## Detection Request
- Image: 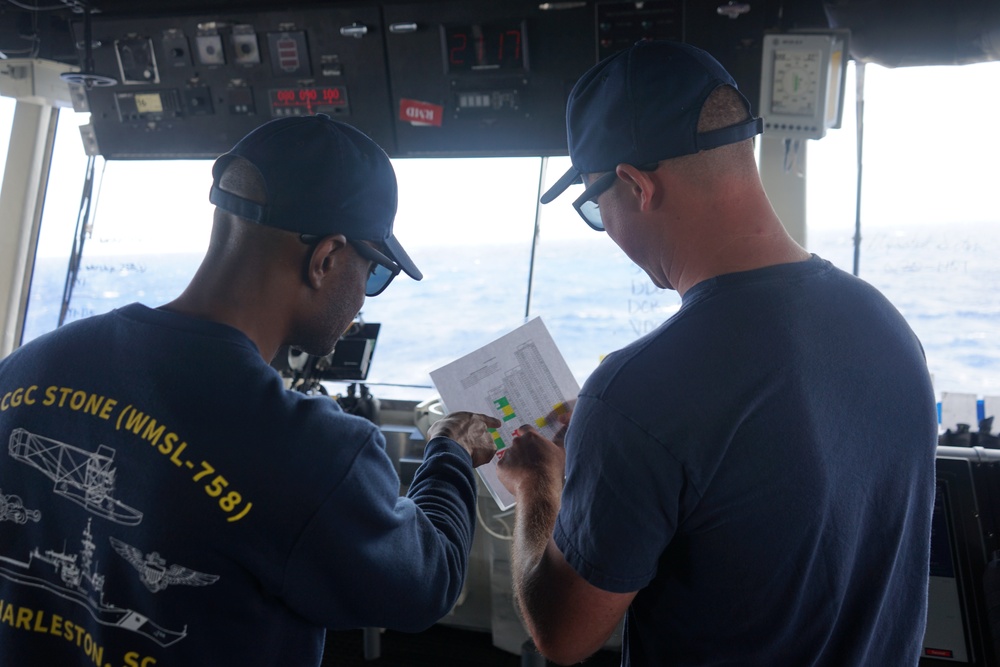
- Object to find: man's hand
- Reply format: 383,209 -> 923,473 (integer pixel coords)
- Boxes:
496,424 -> 566,499
427,411 -> 502,468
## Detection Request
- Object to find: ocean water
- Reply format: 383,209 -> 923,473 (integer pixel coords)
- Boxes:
21,220 -> 1000,405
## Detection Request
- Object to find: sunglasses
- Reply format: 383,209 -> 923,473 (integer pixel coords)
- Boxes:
571,162 -> 659,231
300,235 -> 401,297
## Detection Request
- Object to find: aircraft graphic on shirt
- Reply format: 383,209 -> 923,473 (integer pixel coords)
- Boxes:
109,537 -> 219,593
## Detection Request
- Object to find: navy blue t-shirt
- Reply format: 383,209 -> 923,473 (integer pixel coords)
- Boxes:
0,304 -> 477,666
554,256 -> 937,666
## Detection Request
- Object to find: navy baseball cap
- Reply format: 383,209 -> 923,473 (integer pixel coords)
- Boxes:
209,114 -> 421,281
541,40 -> 763,204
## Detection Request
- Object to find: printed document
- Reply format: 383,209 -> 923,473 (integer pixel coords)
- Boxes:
430,317 -> 579,510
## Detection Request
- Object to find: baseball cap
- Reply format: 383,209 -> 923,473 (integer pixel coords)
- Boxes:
209,114 -> 421,281
541,40 -> 763,204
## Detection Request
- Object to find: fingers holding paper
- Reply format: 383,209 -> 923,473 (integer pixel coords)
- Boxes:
496,424 -> 566,498
428,411 -> 503,468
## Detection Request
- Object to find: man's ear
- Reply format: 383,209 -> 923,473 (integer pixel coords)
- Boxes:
615,164 -> 661,212
305,234 -> 348,289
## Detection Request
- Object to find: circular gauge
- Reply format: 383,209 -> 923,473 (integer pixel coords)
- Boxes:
770,49 -> 821,117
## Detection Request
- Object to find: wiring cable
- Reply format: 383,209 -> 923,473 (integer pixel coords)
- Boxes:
475,499 -> 514,541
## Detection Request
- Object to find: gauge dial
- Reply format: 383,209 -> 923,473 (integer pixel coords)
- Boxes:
770,49 -> 822,117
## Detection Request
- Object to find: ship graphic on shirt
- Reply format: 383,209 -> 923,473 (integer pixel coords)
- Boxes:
0,519 -> 187,647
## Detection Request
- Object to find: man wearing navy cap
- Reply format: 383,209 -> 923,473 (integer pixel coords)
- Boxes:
497,41 -> 937,665
0,114 -> 499,666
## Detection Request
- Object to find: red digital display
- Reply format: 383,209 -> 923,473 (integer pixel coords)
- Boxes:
443,21 -> 527,73
268,86 -> 348,116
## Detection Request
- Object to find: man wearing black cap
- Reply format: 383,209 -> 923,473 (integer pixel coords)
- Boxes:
497,41 -> 937,665
0,114 -> 499,666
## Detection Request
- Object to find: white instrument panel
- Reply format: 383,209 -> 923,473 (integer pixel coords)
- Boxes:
759,32 -> 848,140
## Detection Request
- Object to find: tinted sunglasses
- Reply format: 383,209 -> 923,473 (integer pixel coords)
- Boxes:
571,162 -> 659,231
300,235 -> 401,297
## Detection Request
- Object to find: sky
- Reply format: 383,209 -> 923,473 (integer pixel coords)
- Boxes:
806,61 -> 1000,230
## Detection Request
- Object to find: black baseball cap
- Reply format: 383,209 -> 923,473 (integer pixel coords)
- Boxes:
541,40 -> 763,204
210,114 -> 422,281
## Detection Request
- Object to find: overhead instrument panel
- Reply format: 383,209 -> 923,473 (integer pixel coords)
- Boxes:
55,1 -> 812,159
72,6 -> 393,159
68,2 -> 597,159
383,1 -> 593,157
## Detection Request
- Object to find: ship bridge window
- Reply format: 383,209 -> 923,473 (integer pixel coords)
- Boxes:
0,97 -> 13,187
7,59 -> 1000,405
803,61 -> 1000,401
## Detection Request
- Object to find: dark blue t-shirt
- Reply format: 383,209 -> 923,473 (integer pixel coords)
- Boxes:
554,256 -> 937,666
0,304 -> 477,666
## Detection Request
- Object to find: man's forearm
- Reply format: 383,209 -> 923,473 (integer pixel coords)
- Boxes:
500,429 -> 629,665
510,476 -> 563,639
